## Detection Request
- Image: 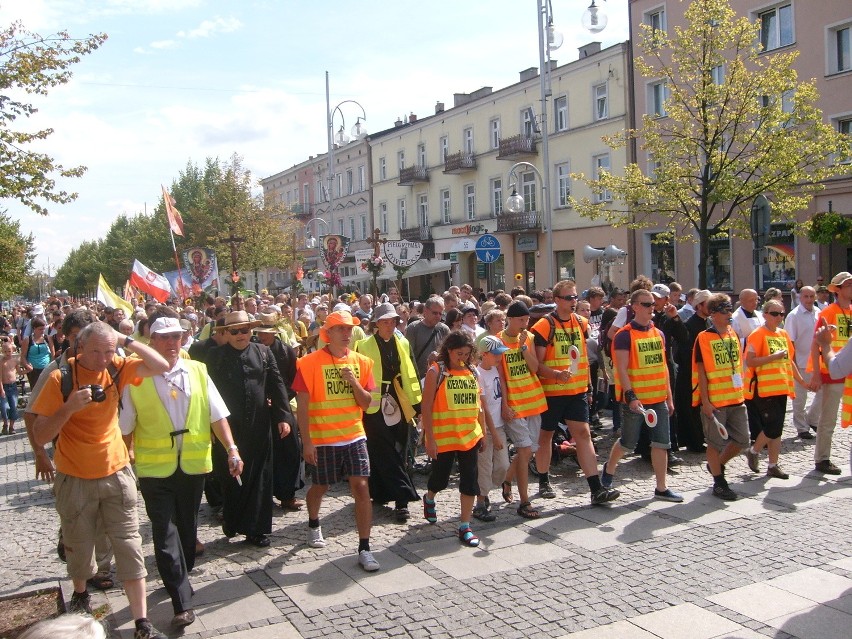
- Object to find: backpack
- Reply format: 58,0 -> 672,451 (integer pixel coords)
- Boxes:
58,360 -> 121,404
598,306 -> 634,360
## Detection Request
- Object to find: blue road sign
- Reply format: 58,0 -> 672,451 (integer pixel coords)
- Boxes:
475,234 -> 501,263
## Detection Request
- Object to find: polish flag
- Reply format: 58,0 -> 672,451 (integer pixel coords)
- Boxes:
130,259 -> 172,302
162,185 -> 185,237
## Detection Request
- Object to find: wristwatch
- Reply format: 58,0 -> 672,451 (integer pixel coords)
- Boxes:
124,336 -> 135,348
520,344 -> 528,352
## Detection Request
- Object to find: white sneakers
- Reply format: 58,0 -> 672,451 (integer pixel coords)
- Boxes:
307,527 -> 326,548
358,550 -> 380,572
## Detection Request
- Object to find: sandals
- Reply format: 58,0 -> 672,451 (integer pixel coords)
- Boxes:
87,571 -> 114,590
423,495 -> 437,524
458,526 -> 480,547
501,481 -> 514,503
516,502 -> 540,519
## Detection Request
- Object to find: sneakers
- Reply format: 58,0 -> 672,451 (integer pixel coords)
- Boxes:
815,460 -> 841,475
654,488 -> 684,503
539,482 -> 556,499
766,465 -> 790,480
668,452 -> 684,466
358,549 -> 380,572
472,501 -> 497,522
600,466 -> 614,489
134,620 -> 167,639
798,431 -> 815,440
712,482 -> 738,501
307,526 -> 326,548
745,448 -> 760,473
591,487 -> 620,505
68,590 -> 92,615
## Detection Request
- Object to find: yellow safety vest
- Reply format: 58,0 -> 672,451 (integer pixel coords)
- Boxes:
129,361 -> 212,478
355,335 -> 422,414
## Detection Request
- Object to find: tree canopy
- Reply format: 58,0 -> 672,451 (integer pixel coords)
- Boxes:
0,21 -> 107,215
571,0 -> 850,288
0,210 -> 35,298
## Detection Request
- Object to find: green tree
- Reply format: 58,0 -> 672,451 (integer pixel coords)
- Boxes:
0,21 -> 107,215
53,240 -> 101,295
571,0 -> 850,288
0,211 -> 35,298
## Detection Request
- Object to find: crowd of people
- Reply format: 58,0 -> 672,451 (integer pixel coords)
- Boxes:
1,271 -> 850,637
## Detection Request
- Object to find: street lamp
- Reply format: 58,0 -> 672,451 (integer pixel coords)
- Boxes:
305,216 -> 330,292
506,161 -> 553,282
582,0 -> 608,34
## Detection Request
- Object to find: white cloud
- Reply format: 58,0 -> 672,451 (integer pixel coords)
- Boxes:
150,39 -> 178,50
177,16 -> 243,39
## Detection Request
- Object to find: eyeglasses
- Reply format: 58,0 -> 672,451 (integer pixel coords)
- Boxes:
636,301 -> 655,308
765,311 -> 784,317
228,327 -> 251,335
556,294 -> 578,301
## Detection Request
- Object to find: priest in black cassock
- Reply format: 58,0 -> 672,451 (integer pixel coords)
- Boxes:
206,311 -> 290,547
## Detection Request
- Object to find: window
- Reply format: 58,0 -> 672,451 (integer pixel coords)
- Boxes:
337,218 -> 344,236
490,118 -> 501,149
465,184 -> 476,221
358,165 -> 365,192
647,232 -> 675,284
593,153 -> 612,202
521,172 -> 536,212
417,143 -> 426,167
346,169 -> 353,195
829,24 -> 851,74
556,250 -> 575,281
440,188 -> 451,224
303,183 -> 309,206
522,108 -> 534,137
758,4 -> 793,51
463,127 -> 474,154
554,95 -> 568,132
761,89 -> 795,125
359,214 -> 367,240
398,198 -> 407,229
418,194 -> 428,227
379,157 -> 387,181
336,173 -> 343,198
349,216 -> 355,240
594,83 -> 608,120
706,231 -> 731,290
837,118 -> 852,163
649,81 -> 668,117
315,180 -> 324,204
379,202 -> 388,233
710,65 -> 725,85
440,136 -> 449,163
556,163 -> 571,207
397,150 -> 405,171
491,178 -> 503,216
645,7 -> 666,33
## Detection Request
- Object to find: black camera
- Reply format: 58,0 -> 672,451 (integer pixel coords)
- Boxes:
80,384 -> 107,403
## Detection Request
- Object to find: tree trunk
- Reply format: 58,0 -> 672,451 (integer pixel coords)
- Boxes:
697,225 -> 709,290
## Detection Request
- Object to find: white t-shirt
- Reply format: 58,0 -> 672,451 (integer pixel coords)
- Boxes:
476,364 -> 504,429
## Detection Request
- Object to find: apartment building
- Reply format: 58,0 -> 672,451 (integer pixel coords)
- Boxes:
629,0 -> 852,292
370,41 -> 632,297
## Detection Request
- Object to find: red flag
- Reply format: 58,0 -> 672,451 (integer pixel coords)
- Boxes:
130,259 -> 172,303
162,185 -> 185,236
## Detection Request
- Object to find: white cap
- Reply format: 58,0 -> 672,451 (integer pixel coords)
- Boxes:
149,317 -> 184,335
650,284 -> 671,299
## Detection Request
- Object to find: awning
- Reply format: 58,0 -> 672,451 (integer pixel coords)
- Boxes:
381,259 -> 452,280
341,274 -> 370,286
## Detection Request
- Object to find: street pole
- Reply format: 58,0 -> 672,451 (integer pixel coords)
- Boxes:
537,0 -> 555,286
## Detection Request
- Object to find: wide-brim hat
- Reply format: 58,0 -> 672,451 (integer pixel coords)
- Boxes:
372,302 -> 399,323
214,310 -> 261,331
828,271 -> 852,293
254,310 -> 281,334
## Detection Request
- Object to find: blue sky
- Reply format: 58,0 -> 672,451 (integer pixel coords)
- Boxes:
1,0 -> 629,272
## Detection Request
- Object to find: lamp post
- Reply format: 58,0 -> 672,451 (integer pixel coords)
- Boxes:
305,216 -> 330,293
505,161 -> 554,285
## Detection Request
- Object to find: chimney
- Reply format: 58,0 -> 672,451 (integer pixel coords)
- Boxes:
519,67 -> 538,82
408,112 -> 417,123
435,101 -> 445,114
579,42 -> 601,58
453,92 -> 472,107
394,117 -> 404,128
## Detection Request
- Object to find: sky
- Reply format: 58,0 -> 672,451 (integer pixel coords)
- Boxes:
1,0 -> 629,275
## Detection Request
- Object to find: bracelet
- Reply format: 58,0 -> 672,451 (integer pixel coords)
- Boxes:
227,445 -> 238,452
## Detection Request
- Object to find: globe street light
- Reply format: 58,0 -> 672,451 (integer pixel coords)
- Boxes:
582,0 -> 609,34
505,161 -> 554,283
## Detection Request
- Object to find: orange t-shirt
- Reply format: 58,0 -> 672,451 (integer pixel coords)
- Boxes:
31,355 -> 144,479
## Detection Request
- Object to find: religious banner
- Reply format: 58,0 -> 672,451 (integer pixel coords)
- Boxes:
163,269 -> 194,296
353,249 -> 374,273
384,240 -> 423,269
183,247 -> 219,291
320,235 -> 350,269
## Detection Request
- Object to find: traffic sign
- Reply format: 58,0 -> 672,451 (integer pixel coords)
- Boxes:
475,234 -> 501,263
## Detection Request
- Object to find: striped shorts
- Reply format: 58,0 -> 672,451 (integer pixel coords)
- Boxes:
310,438 -> 371,485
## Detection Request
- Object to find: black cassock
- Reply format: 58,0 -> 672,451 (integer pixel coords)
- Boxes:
207,342 -> 289,538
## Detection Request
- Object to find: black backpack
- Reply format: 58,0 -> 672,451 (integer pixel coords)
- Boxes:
58,360 -> 121,404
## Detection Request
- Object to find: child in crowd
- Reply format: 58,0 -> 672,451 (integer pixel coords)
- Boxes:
1,338 -> 20,434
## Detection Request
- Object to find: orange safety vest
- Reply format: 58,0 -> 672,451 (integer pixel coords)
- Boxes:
296,348 -> 372,445
744,326 -> 795,400
531,313 -> 590,397
842,378 -> 852,429
429,362 -> 483,454
614,323 -> 669,405
497,331 -> 547,417
692,326 -> 744,408
807,303 -> 852,381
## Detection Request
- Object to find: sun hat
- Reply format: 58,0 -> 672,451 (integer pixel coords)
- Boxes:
320,310 -> 361,343
213,310 -> 261,331
828,272 -> 852,293
372,302 -> 399,323
692,290 -> 712,307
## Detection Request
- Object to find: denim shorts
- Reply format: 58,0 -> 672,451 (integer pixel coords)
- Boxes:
618,401 -> 670,451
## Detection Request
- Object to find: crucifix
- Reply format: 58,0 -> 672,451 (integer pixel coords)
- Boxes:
366,228 -> 386,258
220,228 -> 245,300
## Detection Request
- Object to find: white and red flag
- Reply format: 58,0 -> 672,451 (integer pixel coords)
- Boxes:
130,259 -> 172,302
162,185 -> 185,236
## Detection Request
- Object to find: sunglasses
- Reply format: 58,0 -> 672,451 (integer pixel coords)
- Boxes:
765,311 -> 784,317
713,306 -> 733,314
636,301 -> 655,308
228,327 -> 251,335
557,294 -> 579,301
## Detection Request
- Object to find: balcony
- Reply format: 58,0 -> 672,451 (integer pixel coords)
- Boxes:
289,203 -> 304,215
497,210 -> 541,232
400,226 -> 432,241
443,151 -> 477,174
398,165 -> 429,186
497,134 -> 537,159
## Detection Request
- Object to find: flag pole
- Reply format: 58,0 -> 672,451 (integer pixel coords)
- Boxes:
169,227 -> 187,301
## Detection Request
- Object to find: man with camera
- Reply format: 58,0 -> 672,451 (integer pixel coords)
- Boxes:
31,321 -> 171,639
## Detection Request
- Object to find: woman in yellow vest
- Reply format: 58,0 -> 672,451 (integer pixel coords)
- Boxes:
743,299 -> 805,479
354,303 -> 422,523
421,330 -> 487,547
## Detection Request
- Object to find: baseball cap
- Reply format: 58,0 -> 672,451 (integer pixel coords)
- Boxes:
651,284 -> 671,299
150,317 -> 185,335
477,335 -> 510,355
692,289 -> 712,307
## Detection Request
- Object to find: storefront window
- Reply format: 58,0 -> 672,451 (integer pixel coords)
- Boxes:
524,252 -> 536,292
556,250 -> 575,283
706,231 -> 731,290
761,223 -> 796,291
489,255 -> 505,292
648,232 -> 675,284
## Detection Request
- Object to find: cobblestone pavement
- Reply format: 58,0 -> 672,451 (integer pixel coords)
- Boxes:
1,404 -> 851,639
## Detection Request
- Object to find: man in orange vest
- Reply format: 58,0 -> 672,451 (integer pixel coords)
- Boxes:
808,271 -> 852,475
693,294 -> 749,501
293,310 -> 379,571
600,290 -> 682,502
